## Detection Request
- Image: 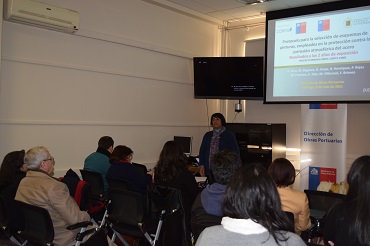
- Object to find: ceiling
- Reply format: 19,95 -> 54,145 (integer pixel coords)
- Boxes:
146,0 -> 343,24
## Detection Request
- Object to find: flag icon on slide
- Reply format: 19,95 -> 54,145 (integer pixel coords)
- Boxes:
318,19 -> 330,31
309,104 -> 338,109
296,22 -> 306,34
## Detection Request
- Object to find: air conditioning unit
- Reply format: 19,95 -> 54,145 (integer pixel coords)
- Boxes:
3,0 -> 80,34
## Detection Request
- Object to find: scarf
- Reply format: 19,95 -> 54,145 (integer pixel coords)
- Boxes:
96,147 -> 111,158
209,126 -> 225,168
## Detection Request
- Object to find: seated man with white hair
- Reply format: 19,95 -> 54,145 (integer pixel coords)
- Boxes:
15,146 -> 91,246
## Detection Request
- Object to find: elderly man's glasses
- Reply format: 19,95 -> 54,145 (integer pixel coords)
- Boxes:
43,157 -> 54,162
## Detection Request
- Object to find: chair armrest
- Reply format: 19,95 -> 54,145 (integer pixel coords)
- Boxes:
66,221 -> 93,230
75,228 -> 98,242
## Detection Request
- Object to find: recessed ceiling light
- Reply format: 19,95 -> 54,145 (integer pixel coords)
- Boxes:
237,0 -> 269,5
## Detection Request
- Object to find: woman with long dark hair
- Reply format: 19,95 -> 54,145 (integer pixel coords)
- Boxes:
0,150 -> 27,195
154,141 -> 200,227
324,155 -> 370,246
0,150 -> 27,233
196,164 -> 305,246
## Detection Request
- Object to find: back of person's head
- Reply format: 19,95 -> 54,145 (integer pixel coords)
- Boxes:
110,145 -> 133,163
0,150 -> 26,187
98,136 -> 114,150
25,146 -> 49,170
268,158 -> 296,187
347,155 -> 370,198
155,141 -> 187,182
210,149 -> 241,185
210,113 -> 226,127
222,164 -> 293,243
345,155 -> 370,244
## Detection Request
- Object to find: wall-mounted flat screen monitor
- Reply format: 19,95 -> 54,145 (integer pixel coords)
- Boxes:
265,1 -> 370,103
193,57 -> 264,100
174,136 -> 192,156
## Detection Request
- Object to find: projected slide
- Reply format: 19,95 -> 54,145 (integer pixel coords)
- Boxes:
265,3 -> 370,103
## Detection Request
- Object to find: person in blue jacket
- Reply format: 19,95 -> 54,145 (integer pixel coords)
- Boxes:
199,113 -> 239,179
84,136 -> 114,192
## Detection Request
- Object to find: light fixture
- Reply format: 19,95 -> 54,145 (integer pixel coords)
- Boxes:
237,0 -> 270,5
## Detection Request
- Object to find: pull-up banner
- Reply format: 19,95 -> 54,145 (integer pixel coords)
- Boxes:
300,104 -> 347,190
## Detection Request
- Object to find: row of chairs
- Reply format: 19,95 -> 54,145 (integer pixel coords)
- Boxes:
80,169 -> 190,246
0,193 -> 109,246
80,168 -> 346,246
1,167 -> 345,246
0,167 -> 188,246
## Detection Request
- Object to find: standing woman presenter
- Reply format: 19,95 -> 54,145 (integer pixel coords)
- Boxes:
199,113 -> 239,180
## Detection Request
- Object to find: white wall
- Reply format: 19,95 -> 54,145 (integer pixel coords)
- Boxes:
0,0 -> 223,175
2,1 -> 369,178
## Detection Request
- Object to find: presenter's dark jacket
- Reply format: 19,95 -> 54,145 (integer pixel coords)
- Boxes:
199,129 -> 240,175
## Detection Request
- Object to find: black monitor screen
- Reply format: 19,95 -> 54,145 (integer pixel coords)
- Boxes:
174,136 -> 192,155
194,57 -> 264,100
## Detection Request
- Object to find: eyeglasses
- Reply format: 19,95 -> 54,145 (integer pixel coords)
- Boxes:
43,157 -> 54,162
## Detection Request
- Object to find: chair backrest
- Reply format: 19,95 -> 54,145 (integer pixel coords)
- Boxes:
190,213 -> 222,243
106,177 -> 129,191
304,190 -> 345,212
146,184 -> 183,217
284,211 -> 295,230
14,200 -> 54,245
147,184 -> 192,246
107,188 -> 145,226
132,163 -> 148,175
60,170 -> 92,211
80,169 -> 105,199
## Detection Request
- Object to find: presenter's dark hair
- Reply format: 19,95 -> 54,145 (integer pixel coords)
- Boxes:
222,164 -> 293,244
210,149 -> 241,185
98,136 -> 114,150
268,158 -> 296,187
155,141 -> 187,182
345,155 -> 370,245
210,113 -> 226,127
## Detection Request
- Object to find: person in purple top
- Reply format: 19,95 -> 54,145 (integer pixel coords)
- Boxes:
191,150 -> 242,242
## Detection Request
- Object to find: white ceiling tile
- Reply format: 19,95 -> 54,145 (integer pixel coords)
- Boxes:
150,0 -> 344,22
167,0 -> 215,13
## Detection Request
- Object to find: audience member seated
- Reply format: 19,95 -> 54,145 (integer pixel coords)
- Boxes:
268,158 -> 311,235
106,145 -> 152,195
15,146 -> 91,246
324,155 -> 370,246
191,150 -> 241,241
154,141 -> 200,232
196,164 -> 306,246
84,136 -> 114,192
0,150 -> 27,233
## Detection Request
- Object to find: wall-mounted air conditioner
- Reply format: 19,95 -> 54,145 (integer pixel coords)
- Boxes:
3,0 -> 80,34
